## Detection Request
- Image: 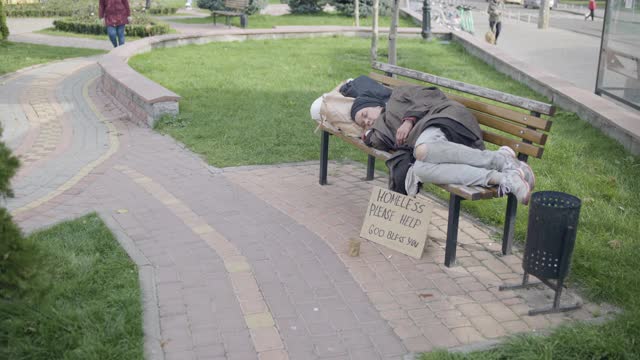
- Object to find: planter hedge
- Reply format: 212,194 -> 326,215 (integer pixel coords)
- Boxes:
53,18 -> 171,37
4,4 -> 74,18
5,4 -> 177,18
148,7 -> 179,15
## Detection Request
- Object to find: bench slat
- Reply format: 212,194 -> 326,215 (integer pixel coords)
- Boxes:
372,62 -> 556,116
212,10 -> 243,15
440,184 -> 497,200
482,131 -> 544,158
225,0 -> 249,9
368,72 -> 552,131
474,112 -> 547,145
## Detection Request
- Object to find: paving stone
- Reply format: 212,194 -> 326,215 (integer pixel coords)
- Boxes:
420,322 -> 460,348
468,315 -> 507,338
501,320 -> 531,334
481,302 -> 520,322
451,327 -> 485,345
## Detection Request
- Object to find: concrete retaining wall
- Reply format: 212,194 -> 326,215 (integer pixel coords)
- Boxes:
451,31 -> 640,155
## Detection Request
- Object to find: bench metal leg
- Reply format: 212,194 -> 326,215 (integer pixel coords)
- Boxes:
319,130 -> 329,185
445,194 -> 462,267
501,194 -> 518,255
366,155 -> 375,180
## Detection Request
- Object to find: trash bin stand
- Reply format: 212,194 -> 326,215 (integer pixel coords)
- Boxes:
499,273 -> 582,315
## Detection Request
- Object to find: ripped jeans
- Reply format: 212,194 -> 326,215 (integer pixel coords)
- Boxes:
410,127 -> 506,186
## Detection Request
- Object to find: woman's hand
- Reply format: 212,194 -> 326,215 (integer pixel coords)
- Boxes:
396,120 -> 413,145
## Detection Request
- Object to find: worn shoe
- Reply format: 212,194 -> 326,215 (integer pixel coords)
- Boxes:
405,165 -> 420,196
497,146 -> 536,190
498,170 -> 531,205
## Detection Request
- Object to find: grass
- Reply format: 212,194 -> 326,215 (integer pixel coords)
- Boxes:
35,27 -> 144,41
171,12 -> 418,28
0,214 -> 143,359
0,41 -> 105,76
129,36 -> 640,358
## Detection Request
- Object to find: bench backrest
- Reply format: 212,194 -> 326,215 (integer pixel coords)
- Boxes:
370,62 -> 555,160
225,0 -> 249,10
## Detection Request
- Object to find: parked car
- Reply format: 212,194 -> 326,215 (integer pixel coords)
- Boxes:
523,0 -> 555,8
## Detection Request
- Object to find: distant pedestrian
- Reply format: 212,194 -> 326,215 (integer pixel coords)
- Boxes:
585,0 -> 596,21
99,0 -> 131,47
487,0 -> 504,45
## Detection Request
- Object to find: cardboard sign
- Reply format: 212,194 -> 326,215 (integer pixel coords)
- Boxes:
360,186 -> 432,259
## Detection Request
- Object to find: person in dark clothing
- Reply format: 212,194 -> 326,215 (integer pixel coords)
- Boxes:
351,84 -> 535,205
488,0 -> 504,45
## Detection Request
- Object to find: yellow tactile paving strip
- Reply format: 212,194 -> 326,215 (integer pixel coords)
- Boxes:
114,164 -> 289,360
10,76 -> 120,217
16,80 -> 63,165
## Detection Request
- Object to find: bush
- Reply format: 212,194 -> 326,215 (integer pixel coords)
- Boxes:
0,2 -> 9,40
288,0 -> 323,14
53,13 -> 171,37
196,0 -> 267,15
0,127 -> 35,301
147,6 -> 179,14
331,0 -> 392,17
4,3 -> 81,18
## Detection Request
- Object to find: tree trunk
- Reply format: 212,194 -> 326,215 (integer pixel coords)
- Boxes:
371,0 -> 379,63
355,0 -> 360,27
388,0 -> 399,66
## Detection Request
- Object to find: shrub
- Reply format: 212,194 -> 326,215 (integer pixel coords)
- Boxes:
53,13 -> 171,37
331,0 -> 392,17
288,0 -> 323,14
0,2 -> 9,40
196,0 -> 267,15
0,127 -> 35,301
147,7 -> 180,14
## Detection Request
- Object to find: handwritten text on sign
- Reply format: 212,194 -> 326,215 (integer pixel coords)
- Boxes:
360,186 -> 432,259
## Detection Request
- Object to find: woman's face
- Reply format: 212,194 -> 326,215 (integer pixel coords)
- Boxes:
354,106 -> 383,129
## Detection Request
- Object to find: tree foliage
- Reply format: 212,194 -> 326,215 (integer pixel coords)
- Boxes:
0,127 -> 35,300
196,0 -> 268,15
332,0 -> 392,17
0,1 -> 9,41
288,0 -> 323,14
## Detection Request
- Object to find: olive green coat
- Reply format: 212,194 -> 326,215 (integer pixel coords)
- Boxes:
364,85 -> 484,151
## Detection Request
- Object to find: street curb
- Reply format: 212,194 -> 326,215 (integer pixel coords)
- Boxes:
100,212 -> 165,360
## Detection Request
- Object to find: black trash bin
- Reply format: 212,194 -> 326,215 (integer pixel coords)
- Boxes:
500,191 -> 582,316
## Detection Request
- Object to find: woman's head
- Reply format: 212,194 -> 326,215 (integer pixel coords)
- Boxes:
354,106 -> 384,129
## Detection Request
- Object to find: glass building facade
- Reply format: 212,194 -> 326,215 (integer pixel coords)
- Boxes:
596,0 -> 640,110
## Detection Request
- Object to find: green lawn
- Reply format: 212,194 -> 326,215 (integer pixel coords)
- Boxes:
0,42 -> 105,76
129,36 -> 640,358
0,214 -> 143,359
171,12 -> 418,28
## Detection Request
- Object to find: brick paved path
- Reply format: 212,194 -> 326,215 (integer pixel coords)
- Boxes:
1,57 -> 615,359
6,18 -> 112,50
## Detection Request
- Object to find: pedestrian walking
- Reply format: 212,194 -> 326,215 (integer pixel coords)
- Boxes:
99,0 -> 131,47
488,0 -> 504,45
585,0 -> 596,21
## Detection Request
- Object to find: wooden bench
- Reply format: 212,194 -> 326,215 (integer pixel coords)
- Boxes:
318,62 -> 555,267
212,0 -> 249,28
